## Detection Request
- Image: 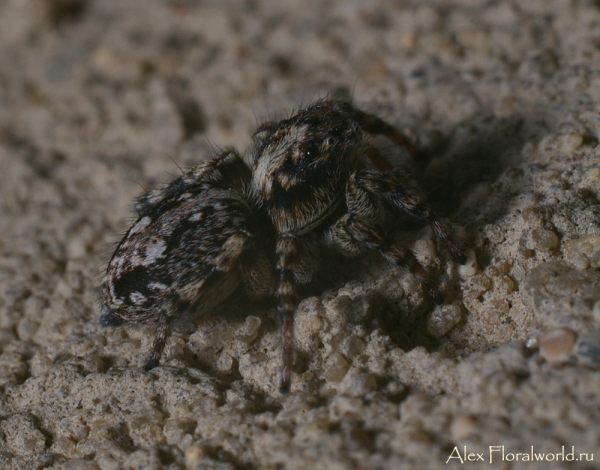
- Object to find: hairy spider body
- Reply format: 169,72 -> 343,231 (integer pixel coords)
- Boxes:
252,99 -> 465,393
101,99 -> 465,394
101,150 -> 273,370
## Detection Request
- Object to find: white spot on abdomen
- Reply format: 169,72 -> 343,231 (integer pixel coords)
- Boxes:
129,216 -> 152,235
142,238 -> 167,266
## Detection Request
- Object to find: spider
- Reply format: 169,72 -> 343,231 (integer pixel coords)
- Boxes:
100,150 -> 274,371
251,99 -> 466,393
100,99 -> 465,394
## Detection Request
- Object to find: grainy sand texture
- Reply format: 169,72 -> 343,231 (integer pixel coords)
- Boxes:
0,1 -> 599,469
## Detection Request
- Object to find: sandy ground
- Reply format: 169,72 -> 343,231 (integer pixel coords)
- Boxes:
0,0 -> 599,469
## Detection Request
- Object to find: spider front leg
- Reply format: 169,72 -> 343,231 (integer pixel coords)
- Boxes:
343,103 -> 419,157
328,213 -> 443,303
356,169 -> 466,264
271,236 -> 320,393
275,235 -> 299,394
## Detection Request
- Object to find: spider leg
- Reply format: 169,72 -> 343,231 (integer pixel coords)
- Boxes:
343,104 -> 419,157
365,147 -> 394,171
275,235 -> 298,394
239,247 -> 275,299
328,213 -> 443,303
355,169 -> 466,264
144,313 -> 171,371
143,230 -> 254,371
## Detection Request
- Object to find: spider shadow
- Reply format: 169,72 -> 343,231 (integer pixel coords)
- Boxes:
416,111 -> 533,219
410,109 -> 556,272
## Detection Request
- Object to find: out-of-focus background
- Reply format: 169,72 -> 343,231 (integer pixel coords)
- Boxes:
0,1 -> 599,468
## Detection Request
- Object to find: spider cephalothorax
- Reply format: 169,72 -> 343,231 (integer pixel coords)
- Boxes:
100,99 -> 465,394
252,99 -> 466,392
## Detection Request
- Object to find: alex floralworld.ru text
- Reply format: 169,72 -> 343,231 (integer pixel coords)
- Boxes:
446,445 -> 594,464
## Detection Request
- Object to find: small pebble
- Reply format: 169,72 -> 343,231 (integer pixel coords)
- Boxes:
163,418 -> 190,446
532,228 -> 559,252
217,353 -> 234,371
563,234 -> 600,256
539,327 -> 577,365
173,403 -> 191,419
413,237 -> 437,263
496,275 -> 516,295
52,436 -> 77,458
349,372 -> 377,395
325,353 -> 349,383
458,249 -> 479,277
185,445 -> 206,463
166,343 -> 184,361
451,415 -> 477,441
521,206 -> 542,224
236,315 -> 261,343
191,396 -> 219,418
341,336 -> 366,357
569,253 -> 590,270
562,133 -> 584,152
427,304 -> 462,338
525,336 -> 538,349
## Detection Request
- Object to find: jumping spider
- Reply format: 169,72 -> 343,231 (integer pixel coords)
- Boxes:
101,98 -> 465,394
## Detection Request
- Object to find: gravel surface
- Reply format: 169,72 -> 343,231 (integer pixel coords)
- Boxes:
0,1 -> 599,469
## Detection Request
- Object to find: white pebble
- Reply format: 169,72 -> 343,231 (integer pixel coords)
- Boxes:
458,249 -> 479,277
